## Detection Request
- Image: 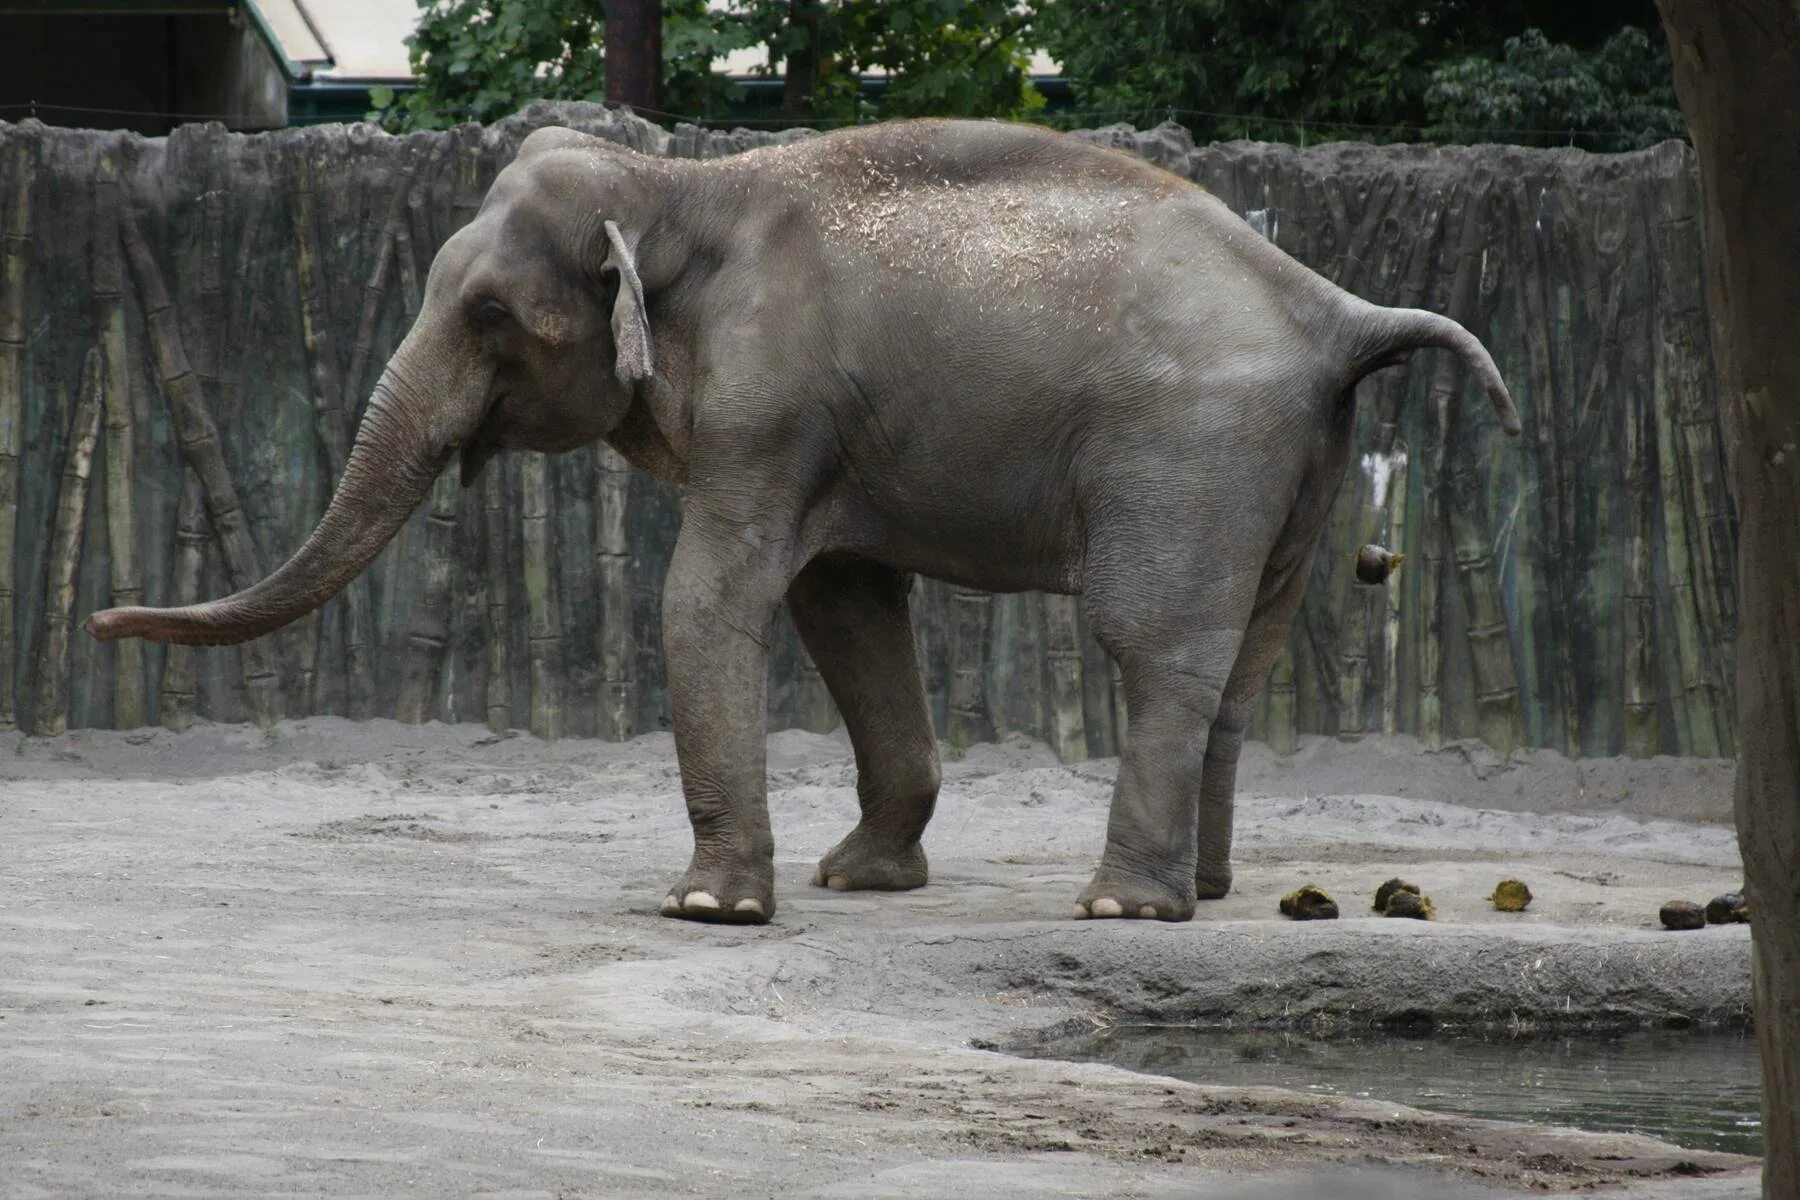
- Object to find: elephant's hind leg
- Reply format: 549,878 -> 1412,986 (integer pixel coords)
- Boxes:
1194,547 -> 1319,900
788,556 -> 940,893
1074,547 -> 1256,921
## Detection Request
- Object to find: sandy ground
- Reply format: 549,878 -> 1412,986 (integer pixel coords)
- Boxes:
0,718 -> 1759,1198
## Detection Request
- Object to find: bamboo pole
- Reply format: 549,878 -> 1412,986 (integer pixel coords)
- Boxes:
395,473 -> 460,723
1650,164 -> 1732,756
1382,445 -> 1410,736
1413,183 -> 1477,750
286,154 -> 325,713
1616,183 -> 1661,759
93,156 -> 145,728
158,472 -> 209,732
223,194 -> 266,420
947,589 -> 992,751
119,192 -> 283,726
793,657 -> 836,732
1509,179 -> 1578,754
1653,338 -> 1721,755
481,467 -> 512,733
1562,186 -> 1633,755
32,350 -> 104,735
521,454 -> 562,739
1436,171 -> 1521,754
1650,360 -> 1704,754
1336,581 -> 1371,741
595,445 -> 635,740
1042,593 -> 1086,762
1263,643 -> 1297,755
344,145 -> 429,401
397,181 -> 425,321
309,146 -> 412,719
0,139 -> 34,731
1621,447 -> 1660,756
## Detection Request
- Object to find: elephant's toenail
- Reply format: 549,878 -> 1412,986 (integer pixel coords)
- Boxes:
733,898 -> 765,916
826,874 -> 851,891
1071,904 -> 1091,919
1138,904 -> 1159,919
683,890 -> 721,912
661,894 -> 682,915
1090,898 -> 1125,918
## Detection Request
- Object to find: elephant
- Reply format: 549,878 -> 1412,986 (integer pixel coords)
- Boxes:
86,118 -> 1520,926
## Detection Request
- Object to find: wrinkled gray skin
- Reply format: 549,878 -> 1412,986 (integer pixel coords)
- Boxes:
88,120 -> 1520,925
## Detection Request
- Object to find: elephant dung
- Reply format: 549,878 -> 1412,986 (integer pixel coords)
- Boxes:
1354,544 -> 1406,585
1704,893 -> 1749,924
1279,885 -> 1339,921
1384,890 -> 1435,921
1373,877 -> 1420,912
1490,879 -> 1533,912
1660,900 -> 1706,930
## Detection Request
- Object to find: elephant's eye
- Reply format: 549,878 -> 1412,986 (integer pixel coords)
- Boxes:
473,300 -> 512,331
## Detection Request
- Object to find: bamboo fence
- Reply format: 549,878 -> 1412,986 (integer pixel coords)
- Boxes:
0,109 -> 1742,759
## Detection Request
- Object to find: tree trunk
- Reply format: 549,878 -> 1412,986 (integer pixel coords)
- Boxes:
1655,5 -> 1800,1196
604,0 -> 662,115
782,0 -> 822,119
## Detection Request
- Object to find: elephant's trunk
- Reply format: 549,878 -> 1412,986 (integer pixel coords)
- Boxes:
86,374 -> 458,647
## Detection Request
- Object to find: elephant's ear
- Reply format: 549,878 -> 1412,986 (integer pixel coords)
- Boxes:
602,219 -> 654,385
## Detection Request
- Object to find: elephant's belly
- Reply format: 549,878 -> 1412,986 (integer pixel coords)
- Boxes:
801,473 -> 1084,596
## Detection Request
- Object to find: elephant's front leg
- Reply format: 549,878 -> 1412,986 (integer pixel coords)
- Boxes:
658,517 -> 792,924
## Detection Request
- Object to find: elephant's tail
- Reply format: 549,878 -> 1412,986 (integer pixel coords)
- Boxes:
1342,305 -> 1522,436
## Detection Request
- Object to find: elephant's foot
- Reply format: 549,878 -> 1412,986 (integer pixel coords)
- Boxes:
1195,863 -> 1233,901
1073,868 -> 1196,922
810,827 -> 929,892
660,857 -> 775,924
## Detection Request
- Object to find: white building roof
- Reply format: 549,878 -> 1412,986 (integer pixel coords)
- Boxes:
251,0 -> 1059,84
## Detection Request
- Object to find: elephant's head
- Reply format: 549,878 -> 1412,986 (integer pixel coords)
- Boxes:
86,127 -> 659,647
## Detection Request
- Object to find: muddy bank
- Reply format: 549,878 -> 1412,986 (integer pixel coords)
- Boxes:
0,720 -> 1757,1196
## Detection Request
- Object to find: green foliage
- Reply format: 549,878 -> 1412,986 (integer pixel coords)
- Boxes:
1032,0 -> 1682,149
736,0 -> 1043,122
1031,0 -> 1443,142
370,0 -> 1682,150
371,0 -> 753,132
374,0 -> 1038,131
1426,27 -> 1685,151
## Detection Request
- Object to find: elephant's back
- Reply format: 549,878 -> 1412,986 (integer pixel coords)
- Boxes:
736,127 -> 1188,314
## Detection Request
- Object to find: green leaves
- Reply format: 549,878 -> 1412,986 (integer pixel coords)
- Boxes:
372,0 -> 1044,131
370,0 -> 608,131
1426,27 -> 1685,151
369,0 -> 1682,150
1032,0 -> 1682,148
